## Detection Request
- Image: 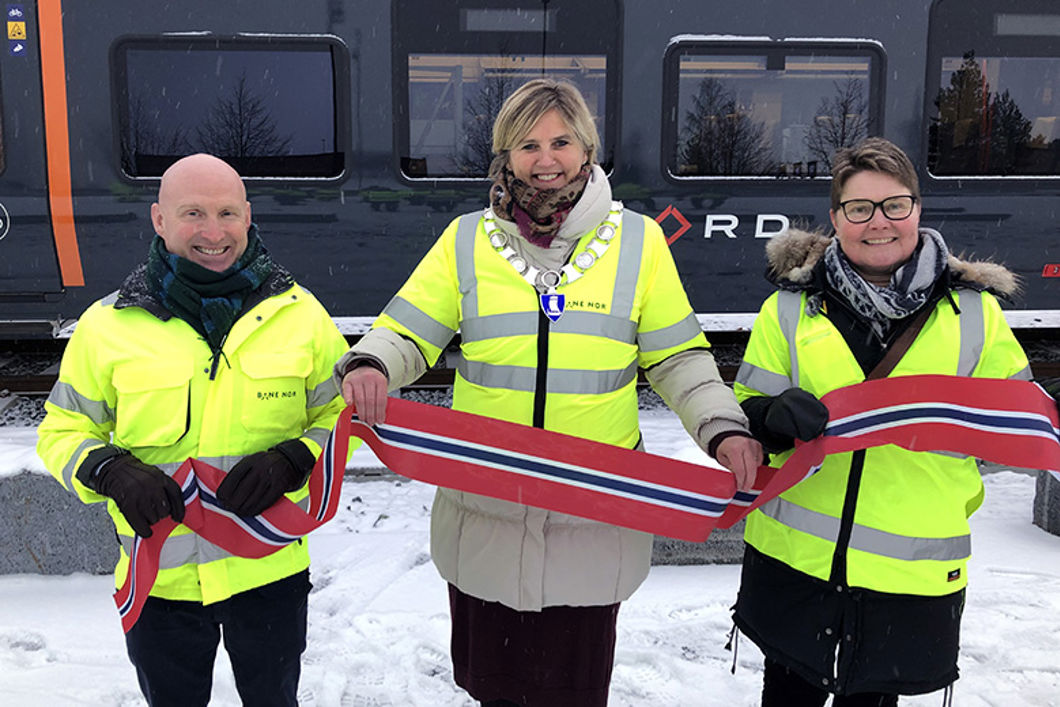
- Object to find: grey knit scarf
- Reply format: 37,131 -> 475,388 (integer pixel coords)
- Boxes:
820,227 -> 949,339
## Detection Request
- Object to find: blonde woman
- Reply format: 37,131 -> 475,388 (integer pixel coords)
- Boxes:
336,79 -> 760,706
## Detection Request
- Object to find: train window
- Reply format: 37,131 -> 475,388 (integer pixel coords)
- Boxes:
393,0 -> 620,181
111,36 -> 350,180
662,41 -> 885,179
926,0 -> 1060,177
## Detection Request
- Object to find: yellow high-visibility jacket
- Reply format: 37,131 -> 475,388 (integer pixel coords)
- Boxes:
370,205 -> 717,609
375,208 -> 705,445
37,266 -> 349,604
735,231 -> 1031,596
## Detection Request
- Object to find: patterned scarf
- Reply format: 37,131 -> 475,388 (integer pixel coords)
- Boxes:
145,225 -> 274,351
489,166 -> 590,247
822,228 -> 950,339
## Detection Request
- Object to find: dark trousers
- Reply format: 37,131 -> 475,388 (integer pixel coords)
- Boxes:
125,570 -> 311,707
763,658 -> 899,707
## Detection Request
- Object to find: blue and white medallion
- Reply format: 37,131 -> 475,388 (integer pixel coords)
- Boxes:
540,292 -> 566,322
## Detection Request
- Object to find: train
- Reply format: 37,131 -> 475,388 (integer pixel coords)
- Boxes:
0,0 -> 1058,348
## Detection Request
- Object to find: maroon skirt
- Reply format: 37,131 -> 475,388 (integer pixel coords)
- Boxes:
448,584 -> 620,707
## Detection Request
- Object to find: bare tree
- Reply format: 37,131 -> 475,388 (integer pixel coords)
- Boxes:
677,77 -> 774,175
196,72 -> 293,158
805,78 -> 869,169
120,93 -> 193,173
457,69 -> 516,176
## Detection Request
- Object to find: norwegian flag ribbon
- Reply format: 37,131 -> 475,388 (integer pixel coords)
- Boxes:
114,374 -> 1060,632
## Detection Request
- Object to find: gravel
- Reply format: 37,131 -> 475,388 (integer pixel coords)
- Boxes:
0,395 -> 46,427
0,351 -> 61,376
0,349 -> 57,427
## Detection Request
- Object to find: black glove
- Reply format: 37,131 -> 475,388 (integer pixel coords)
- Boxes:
744,388 -> 829,454
1038,377 -> 1060,403
76,449 -> 185,538
216,439 -> 315,517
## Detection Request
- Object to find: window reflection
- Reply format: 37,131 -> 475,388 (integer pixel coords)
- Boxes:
929,52 -> 1060,176
116,41 -> 344,179
671,52 -> 875,178
405,54 -> 606,179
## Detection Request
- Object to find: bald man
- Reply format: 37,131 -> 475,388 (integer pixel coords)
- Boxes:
38,154 -> 349,706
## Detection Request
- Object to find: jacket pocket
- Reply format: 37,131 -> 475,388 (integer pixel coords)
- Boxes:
239,351 -> 312,436
112,360 -> 193,447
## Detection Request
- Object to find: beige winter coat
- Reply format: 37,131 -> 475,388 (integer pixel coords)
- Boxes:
335,167 -> 748,610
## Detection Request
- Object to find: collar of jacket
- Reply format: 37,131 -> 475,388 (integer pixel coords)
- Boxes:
764,227 -> 1021,302
112,260 -> 295,321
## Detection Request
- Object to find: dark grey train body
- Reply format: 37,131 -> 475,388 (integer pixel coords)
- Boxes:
1,0 -> 1057,339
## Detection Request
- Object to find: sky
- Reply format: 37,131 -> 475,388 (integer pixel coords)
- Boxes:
2,410 -> 1060,706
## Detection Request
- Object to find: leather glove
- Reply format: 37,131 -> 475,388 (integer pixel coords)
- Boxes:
744,388 -> 830,454
77,449 -> 185,538
1038,377 -> 1060,403
764,387 -> 829,443
216,439 -> 315,517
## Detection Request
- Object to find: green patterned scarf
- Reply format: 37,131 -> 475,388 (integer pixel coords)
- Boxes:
145,226 -> 274,351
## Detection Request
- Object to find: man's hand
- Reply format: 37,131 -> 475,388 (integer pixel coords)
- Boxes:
715,435 -> 763,493
216,440 -> 314,517
342,365 -> 389,426
92,455 -> 185,538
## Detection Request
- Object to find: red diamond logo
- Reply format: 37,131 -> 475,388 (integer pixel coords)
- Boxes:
655,205 -> 692,245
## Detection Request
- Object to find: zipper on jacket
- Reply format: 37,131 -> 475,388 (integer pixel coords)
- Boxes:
532,308 -> 549,428
829,449 -> 866,585
208,334 -> 230,381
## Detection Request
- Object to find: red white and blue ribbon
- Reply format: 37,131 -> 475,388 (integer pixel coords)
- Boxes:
820,374 -> 1060,472
114,375 -> 1060,631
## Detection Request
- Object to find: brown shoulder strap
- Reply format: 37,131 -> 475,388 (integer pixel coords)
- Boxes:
865,304 -> 935,381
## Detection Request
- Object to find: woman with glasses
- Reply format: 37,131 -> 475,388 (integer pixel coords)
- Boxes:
731,137 -> 1030,706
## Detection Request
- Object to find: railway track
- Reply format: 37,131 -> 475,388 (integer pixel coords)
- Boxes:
3,331 -> 1060,426
6,362 -> 1060,397
0,375 -> 60,396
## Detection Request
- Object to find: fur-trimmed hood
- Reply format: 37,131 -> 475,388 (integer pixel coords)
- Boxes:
765,227 -> 1020,299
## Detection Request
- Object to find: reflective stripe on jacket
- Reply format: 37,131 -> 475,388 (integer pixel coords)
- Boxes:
376,209 -> 705,445
735,287 -> 1030,595
371,208 -> 706,609
37,281 -> 349,604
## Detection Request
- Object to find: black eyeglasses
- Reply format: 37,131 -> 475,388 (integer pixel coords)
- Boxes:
837,195 -> 918,224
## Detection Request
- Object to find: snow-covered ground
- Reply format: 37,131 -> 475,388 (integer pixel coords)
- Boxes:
2,410 -> 1059,706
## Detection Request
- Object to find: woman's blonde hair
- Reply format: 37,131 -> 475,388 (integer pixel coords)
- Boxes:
489,79 -> 598,179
